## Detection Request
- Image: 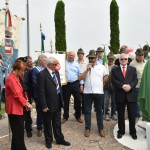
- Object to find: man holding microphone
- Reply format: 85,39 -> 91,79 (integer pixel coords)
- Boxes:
79,50 -> 108,137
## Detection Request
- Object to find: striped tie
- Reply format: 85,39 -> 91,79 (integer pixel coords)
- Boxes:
52,71 -> 60,94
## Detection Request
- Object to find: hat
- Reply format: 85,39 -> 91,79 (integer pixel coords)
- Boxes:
107,52 -> 115,58
96,47 -> 104,52
135,48 -> 144,56
86,50 -> 97,58
119,47 -> 126,54
77,48 -> 84,55
143,45 -> 149,52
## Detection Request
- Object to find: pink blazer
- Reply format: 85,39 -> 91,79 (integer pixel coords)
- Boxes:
5,72 -> 27,115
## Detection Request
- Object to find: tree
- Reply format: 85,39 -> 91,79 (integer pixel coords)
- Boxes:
110,0 -> 120,54
54,0 -> 66,52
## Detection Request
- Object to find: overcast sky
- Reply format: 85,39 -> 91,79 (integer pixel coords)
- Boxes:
0,0 -> 150,60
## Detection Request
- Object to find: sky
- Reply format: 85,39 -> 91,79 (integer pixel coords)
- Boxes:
0,0 -> 150,60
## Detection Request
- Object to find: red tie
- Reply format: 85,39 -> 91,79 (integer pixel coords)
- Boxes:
122,66 -> 126,78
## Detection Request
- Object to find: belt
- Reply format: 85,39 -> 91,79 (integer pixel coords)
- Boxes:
67,80 -> 79,85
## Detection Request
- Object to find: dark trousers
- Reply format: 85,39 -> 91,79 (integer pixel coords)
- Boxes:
35,99 -> 43,130
84,94 -> 104,131
62,81 -> 81,119
8,114 -> 27,150
81,92 -> 84,114
116,101 -> 136,135
24,110 -> 33,132
42,110 -> 64,144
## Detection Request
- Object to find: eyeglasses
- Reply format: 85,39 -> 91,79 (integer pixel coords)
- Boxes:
89,57 -> 95,59
120,58 -> 128,61
52,64 -> 58,66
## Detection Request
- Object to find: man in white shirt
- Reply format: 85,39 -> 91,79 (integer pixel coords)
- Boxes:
79,50 -> 108,137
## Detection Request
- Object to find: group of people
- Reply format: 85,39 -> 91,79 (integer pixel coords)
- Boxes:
2,44 -> 150,149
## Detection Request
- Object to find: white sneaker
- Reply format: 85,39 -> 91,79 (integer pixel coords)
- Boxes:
105,114 -> 109,121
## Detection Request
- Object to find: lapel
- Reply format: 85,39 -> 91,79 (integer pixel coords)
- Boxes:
118,66 -> 124,79
45,68 -> 56,86
125,66 -> 130,79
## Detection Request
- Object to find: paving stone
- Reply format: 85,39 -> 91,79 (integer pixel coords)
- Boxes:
0,105 -> 131,150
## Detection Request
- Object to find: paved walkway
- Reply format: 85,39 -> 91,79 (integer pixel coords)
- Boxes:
0,105 -> 131,150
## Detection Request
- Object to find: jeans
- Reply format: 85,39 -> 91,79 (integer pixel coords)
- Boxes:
104,88 -> 116,116
84,94 -> 104,131
134,88 -> 141,118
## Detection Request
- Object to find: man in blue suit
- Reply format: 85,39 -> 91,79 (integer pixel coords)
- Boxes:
31,54 -> 47,137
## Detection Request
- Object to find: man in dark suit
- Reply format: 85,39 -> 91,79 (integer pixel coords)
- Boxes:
37,57 -> 70,149
111,53 -> 138,140
24,56 -> 33,138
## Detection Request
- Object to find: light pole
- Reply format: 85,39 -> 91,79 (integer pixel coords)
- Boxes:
27,0 -> 30,56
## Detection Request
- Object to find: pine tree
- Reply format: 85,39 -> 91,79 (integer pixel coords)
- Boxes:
110,0 -> 120,54
54,0 -> 66,52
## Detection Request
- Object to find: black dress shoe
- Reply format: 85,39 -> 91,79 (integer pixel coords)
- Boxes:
117,133 -> 123,139
57,140 -> 71,146
27,131 -> 32,138
46,143 -> 52,149
131,134 -> 137,140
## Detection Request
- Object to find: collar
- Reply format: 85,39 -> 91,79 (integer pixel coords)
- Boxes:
47,67 -> 53,74
120,65 -> 127,68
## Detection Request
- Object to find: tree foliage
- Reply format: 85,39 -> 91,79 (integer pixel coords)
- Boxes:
110,0 -> 120,54
54,0 -> 66,52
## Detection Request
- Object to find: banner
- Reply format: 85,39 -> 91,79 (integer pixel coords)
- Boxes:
0,10 -> 5,46
0,9 -> 22,76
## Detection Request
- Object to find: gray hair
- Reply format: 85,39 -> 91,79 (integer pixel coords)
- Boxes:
119,53 -> 128,60
46,57 -> 58,65
38,54 -> 47,62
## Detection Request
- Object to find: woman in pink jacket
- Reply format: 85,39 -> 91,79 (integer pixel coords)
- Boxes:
5,60 -> 32,150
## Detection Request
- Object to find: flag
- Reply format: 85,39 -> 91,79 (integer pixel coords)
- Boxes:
5,38 -> 13,47
102,49 -> 108,71
41,32 -> 45,52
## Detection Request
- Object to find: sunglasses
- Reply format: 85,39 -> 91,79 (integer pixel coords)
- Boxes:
89,57 -> 95,59
108,58 -> 114,60
120,58 -> 128,61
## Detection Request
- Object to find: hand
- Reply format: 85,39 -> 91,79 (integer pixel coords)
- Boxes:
26,102 -> 32,111
80,85 -> 84,93
122,84 -> 131,92
42,108 -> 49,112
87,63 -> 93,71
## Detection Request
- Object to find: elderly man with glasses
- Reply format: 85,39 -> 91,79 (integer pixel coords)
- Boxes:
111,53 -> 138,140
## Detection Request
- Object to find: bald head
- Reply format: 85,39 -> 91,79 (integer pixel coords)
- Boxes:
67,51 -> 75,62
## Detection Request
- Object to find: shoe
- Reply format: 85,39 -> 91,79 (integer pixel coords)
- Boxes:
76,117 -> 83,123
27,131 -> 32,138
84,130 -> 90,137
130,133 -> 137,140
57,140 -> 71,146
37,130 -> 42,137
61,118 -> 68,124
112,114 -> 117,121
99,130 -> 105,137
105,114 -> 109,121
46,143 -> 52,149
117,133 -> 123,139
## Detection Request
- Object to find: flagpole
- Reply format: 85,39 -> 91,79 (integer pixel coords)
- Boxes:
27,0 -> 30,56
40,23 -> 42,54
